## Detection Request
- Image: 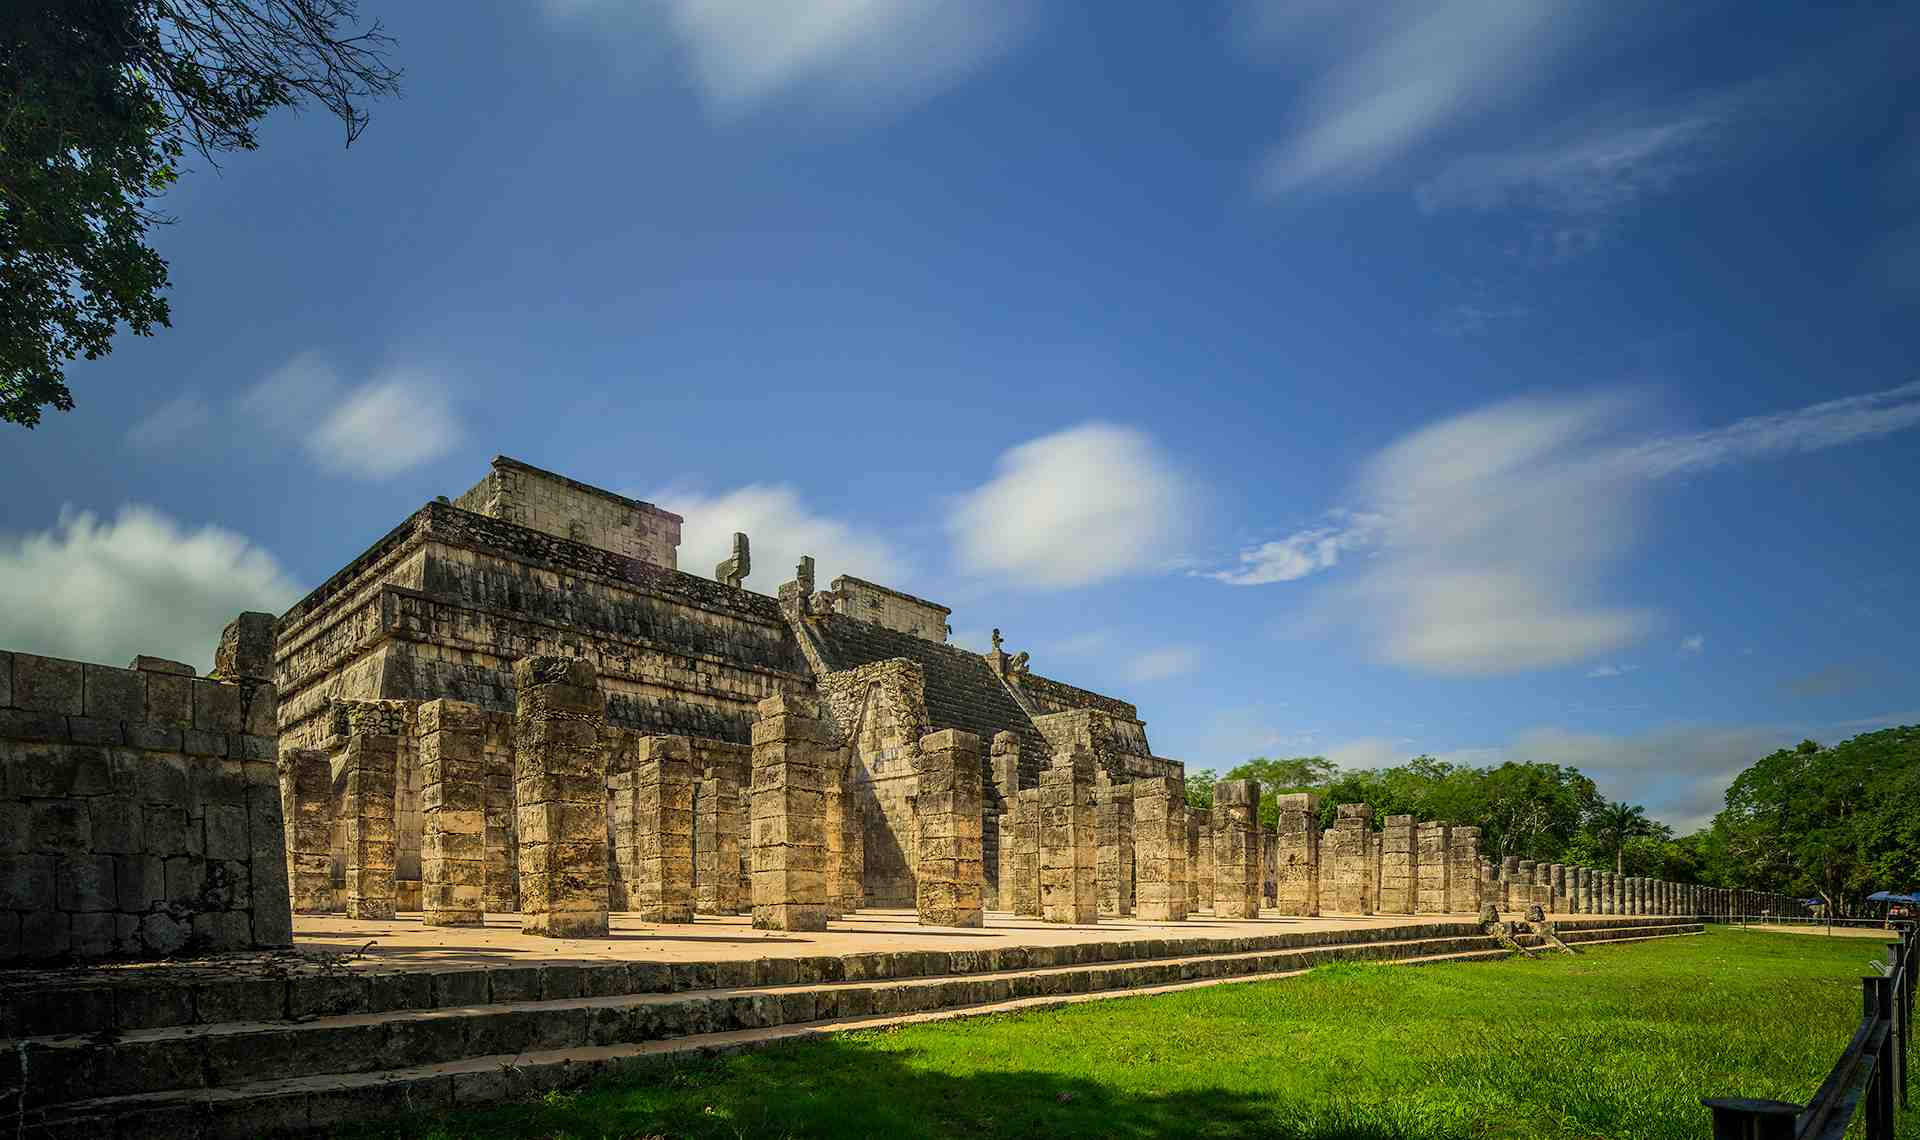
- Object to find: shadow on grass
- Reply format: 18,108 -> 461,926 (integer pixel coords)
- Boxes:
353,1032 -> 1420,1140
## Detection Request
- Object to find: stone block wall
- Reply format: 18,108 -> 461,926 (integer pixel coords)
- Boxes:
453,455 -> 682,569
0,650 -> 291,961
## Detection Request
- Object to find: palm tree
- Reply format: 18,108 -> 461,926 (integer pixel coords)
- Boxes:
1594,800 -> 1652,875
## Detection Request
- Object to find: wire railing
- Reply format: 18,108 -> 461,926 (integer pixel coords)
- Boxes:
1702,922 -> 1915,1138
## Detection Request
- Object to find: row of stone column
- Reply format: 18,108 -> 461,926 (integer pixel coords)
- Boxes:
1485,861 -> 1709,916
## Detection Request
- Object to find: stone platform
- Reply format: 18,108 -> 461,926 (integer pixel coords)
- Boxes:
1,909 -> 1704,1138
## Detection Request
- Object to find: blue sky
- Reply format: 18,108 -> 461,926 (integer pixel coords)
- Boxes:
4,1 -> 1917,831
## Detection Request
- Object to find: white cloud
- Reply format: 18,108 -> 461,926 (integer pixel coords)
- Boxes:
545,0 -> 1027,119
1216,381 -> 1920,676
950,422 -> 1199,588
306,372 -> 464,480
1326,737 -> 1403,772
1208,511 -> 1383,586
1679,633 -> 1705,655
650,482 -> 907,595
1586,663 -> 1638,678
236,351 -> 339,437
1123,646 -> 1198,683
1051,631 -> 1112,657
1247,0 -> 1573,195
0,506 -> 303,670
127,391 -> 212,450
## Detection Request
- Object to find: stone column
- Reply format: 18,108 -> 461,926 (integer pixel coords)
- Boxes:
1549,864 -> 1566,914
915,729 -> 984,928
1601,872 -> 1615,914
483,722 -> 519,914
1095,782 -> 1136,917
1379,814 -> 1416,914
1262,828 -> 1279,909
750,690 -> 830,932
417,699 -> 487,927
341,709 -> 401,921
824,741 -> 864,919
987,732 -> 1020,912
1446,826 -> 1480,913
1185,817 -> 1201,912
1039,746 -> 1097,924
694,762 -> 745,915
1273,793 -> 1323,916
1328,803 -> 1375,914
1211,779 -> 1261,919
283,749 -> 334,914
1193,820 -> 1215,912
615,736 -> 694,923
1132,777 -> 1188,921
1414,821 -> 1449,914
513,657 -> 611,938
990,731 -> 1021,804
1012,787 -> 1042,916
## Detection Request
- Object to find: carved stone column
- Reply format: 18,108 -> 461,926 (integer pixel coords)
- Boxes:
513,656 -> 611,938
750,691 -> 829,931
417,699 -> 487,926
1131,777 -> 1187,921
915,729 -> 984,927
1039,747 -> 1096,924
1273,792 -> 1322,917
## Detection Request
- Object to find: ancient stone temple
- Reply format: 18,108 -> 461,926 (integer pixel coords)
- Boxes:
261,456 -> 1180,928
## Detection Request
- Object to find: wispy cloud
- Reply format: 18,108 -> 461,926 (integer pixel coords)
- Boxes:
0,506 -> 302,669
950,422 -> 1201,589
1678,633 -> 1705,656
1781,663 -> 1873,698
1205,511 -> 1382,586
308,373 -> 464,480
1246,0 -> 1575,195
1586,663 -> 1638,678
1124,646 -> 1199,683
544,0 -> 1028,120
127,391 -> 212,450
1212,381 -> 1920,676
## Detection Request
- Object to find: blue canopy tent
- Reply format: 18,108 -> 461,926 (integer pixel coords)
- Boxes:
1866,891 -> 1919,903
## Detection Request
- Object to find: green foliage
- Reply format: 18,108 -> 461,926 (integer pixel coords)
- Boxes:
0,1 -> 399,425
1222,755 -> 1334,827
351,930 -> 1882,1140
1694,726 -> 1920,907
1182,768 -> 1215,817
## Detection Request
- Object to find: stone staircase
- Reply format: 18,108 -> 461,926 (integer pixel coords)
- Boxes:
3,916 -> 1700,1138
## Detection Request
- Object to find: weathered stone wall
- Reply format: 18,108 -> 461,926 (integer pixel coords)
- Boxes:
819,577 -> 950,643
453,455 -> 682,569
0,651 -> 291,960
1030,708 -> 1173,785
818,659 -> 929,908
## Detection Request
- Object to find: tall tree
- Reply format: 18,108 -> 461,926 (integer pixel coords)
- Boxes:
1593,800 -> 1652,875
1,1 -> 401,426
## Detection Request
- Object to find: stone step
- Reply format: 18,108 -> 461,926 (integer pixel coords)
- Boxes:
17,946 -> 1530,1139
5,915 -> 1697,1040
6,920 -> 1703,1137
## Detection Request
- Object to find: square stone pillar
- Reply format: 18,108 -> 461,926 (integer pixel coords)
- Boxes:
1262,828 -> 1279,908
1273,793 -> 1322,916
1131,777 -> 1187,921
1415,821 -> 1449,914
513,656 -> 611,938
482,722 -> 519,915
1446,826 -> 1480,913
1193,820 -> 1215,911
915,729 -> 984,928
1548,864 -> 1566,914
1601,872 -> 1615,914
1379,814 -> 1416,914
694,763 -> 744,915
1095,782 -> 1135,917
341,722 -> 400,921
1039,746 -> 1097,924
824,740 -> 864,919
417,699 -> 487,926
1328,802 -> 1375,915
1012,787 -> 1042,916
283,749 -> 334,914
750,690 -> 830,931
613,736 -> 694,923
990,731 -> 1021,804
1211,779 -> 1261,919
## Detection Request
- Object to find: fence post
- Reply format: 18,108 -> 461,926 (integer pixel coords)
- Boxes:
1700,1099 -> 1798,1139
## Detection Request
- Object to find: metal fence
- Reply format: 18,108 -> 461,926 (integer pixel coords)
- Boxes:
1703,923 -> 1915,1138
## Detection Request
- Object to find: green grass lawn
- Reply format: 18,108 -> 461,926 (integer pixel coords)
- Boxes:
361,927 -> 1915,1139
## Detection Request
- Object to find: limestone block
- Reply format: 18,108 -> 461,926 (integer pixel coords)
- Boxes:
694,767 -> 744,915
1378,814 -> 1416,915
1094,782 -> 1134,917
915,730 -> 983,927
1011,789 -> 1041,917
513,657 -> 611,938
616,735 -> 694,923
81,665 -> 145,724
418,699 -> 488,926
1273,792 -> 1322,916
1415,821 -> 1449,914
750,690 -> 829,931
1211,779 -> 1261,919
1039,747 -> 1096,924
1446,826 -> 1480,914
1327,802 -> 1375,915
12,654 -> 82,715
341,731 -> 398,920
1130,777 -> 1187,921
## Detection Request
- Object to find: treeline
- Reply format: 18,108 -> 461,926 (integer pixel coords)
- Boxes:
1184,724 -> 1918,905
